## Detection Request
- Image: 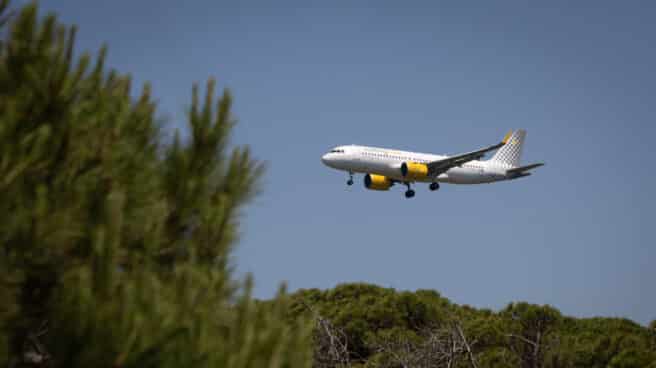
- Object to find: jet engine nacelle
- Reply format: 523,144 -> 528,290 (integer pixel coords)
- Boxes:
401,162 -> 429,180
364,174 -> 393,191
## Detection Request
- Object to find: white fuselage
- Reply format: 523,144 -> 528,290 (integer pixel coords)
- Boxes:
321,145 -> 512,184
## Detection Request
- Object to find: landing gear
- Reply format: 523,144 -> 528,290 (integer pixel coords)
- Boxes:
429,182 -> 440,191
347,171 -> 354,186
404,182 -> 415,198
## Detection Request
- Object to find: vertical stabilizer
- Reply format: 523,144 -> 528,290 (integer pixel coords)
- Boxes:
490,129 -> 525,167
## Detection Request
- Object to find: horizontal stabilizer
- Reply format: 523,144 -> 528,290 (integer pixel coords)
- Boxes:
506,163 -> 544,175
507,172 -> 531,180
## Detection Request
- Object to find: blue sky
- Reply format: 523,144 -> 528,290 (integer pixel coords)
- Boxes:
41,1 -> 655,324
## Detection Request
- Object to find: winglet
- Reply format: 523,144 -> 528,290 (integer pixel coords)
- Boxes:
502,130 -> 513,144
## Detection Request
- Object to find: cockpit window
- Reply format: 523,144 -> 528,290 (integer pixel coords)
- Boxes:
330,149 -> 345,153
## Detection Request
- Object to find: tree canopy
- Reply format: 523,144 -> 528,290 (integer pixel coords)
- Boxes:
286,283 -> 655,368
0,1 -> 311,366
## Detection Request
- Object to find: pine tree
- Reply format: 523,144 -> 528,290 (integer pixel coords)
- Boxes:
0,1 -> 311,366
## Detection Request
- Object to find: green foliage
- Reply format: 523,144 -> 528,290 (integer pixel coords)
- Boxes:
0,1 -> 310,367
500,302 -> 562,368
288,284 -> 655,368
550,317 -> 656,368
607,349 -> 654,368
289,283 -> 453,363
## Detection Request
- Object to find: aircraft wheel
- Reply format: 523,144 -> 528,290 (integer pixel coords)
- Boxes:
429,182 -> 440,191
405,190 -> 415,198
347,179 -> 354,186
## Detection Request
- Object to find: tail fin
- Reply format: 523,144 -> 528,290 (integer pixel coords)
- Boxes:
490,129 -> 526,167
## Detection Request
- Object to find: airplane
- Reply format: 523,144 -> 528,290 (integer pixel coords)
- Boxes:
321,129 -> 543,198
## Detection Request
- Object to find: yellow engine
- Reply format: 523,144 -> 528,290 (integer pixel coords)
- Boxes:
364,174 -> 393,191
401,162 -> 429,180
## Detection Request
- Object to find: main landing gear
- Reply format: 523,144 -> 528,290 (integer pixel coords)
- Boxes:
404,182 -> 415,198
346,171 -> 354,186
405,182 -> 439,197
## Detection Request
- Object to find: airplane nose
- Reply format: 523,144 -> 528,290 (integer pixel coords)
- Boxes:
321,153 -> 329,165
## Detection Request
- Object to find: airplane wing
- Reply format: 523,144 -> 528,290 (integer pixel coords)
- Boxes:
425,131 -> 512,177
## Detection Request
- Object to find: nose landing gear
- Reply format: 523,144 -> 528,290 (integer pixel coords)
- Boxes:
347,171 -> 354,186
